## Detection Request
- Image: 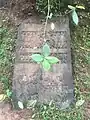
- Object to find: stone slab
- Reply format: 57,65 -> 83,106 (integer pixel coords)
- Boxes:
0,0 -> 7,7
12,16 -> 74,109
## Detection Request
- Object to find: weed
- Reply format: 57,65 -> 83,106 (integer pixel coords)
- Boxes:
0,25 -> 15,99
36,0 -> 72,15
33,102 -> 84,120
68,5 -> 85,25
71,7 -> 90,118
31,43 -> 59,71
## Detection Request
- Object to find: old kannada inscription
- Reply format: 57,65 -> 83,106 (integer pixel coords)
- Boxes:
16,31 -> 69,63
12,17 -> 74,109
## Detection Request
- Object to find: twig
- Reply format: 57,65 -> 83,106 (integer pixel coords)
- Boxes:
55,9 -> 73,17
43,0 -> 50,42
65,9 -> 73,16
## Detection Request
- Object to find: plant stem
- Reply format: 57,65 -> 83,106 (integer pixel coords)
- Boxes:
65,9 -> 73,15
44,0 -> 50,42
55,9 -> 73,17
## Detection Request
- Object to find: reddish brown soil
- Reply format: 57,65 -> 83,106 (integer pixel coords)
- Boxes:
0,102 -> 32,120
9,0 -> 36,18
85,102 -> 90,120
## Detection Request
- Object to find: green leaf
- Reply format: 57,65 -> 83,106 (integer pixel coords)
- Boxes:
43,43 -> 50,57
46,56 -> 59,64
60,100 -> 70,110
76,5 -> 85,9
49,100 -> 53,107
32,114 -> 36,119
27,100 -> 37,109
42,59 -> 51,71
86,41 -> 90,47
68,5 -> 75,10
31,54 -> 43,62
43,105 -> 47,110
72,10 -> 79,25
76,99 -> 85,107
18,101 -> 24,109
0,94 -> 7,102
6,89 -> 12,97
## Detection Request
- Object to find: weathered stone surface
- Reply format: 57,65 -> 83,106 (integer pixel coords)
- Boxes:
13,63 -> 40,101
0,0 -> 8,7
12,16 -> 74,109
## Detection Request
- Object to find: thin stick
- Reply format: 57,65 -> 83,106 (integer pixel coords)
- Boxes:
43,0 -> 50,42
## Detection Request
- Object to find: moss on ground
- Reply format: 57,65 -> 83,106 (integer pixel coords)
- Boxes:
0,11 -> 16,94
70,1 -> 90,119
71,12 -> 90,97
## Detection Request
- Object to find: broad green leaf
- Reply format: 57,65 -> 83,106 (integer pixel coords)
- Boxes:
68,5 -> 75,10
42,59 -> 51,71
46,56 -> 59,64
0,94 -> 6,102
76,5 -> 85,9
72,10 -> 79,25
31,54 -> 43,62
18,101 -> 24,109
76,99 -> 85,107
42,43 -> 50,57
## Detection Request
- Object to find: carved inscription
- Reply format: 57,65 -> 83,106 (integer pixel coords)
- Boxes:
16,31 -> 68,63
46,31 -> 68,48
17,31 -> 44,48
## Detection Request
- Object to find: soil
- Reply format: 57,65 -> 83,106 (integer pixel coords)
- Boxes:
0,102 -> 32,120
0,5 -> 34,119
85,102 -> 90,119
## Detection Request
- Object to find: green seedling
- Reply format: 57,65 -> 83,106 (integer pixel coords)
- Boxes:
6,89 -> 12,98
31,43 -> 59,71
68,5 -> 85,25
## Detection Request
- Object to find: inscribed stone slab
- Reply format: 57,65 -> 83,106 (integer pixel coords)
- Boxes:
12,16 -> 74,109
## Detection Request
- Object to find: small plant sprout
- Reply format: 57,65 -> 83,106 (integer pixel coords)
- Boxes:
31,43 -> 59,71
68,5 -> 85,25
6,89 -> 12,98
76,99 -> 85,108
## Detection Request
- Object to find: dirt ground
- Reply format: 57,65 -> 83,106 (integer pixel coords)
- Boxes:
84,102 -> 90,120
0,102 -> 33,120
